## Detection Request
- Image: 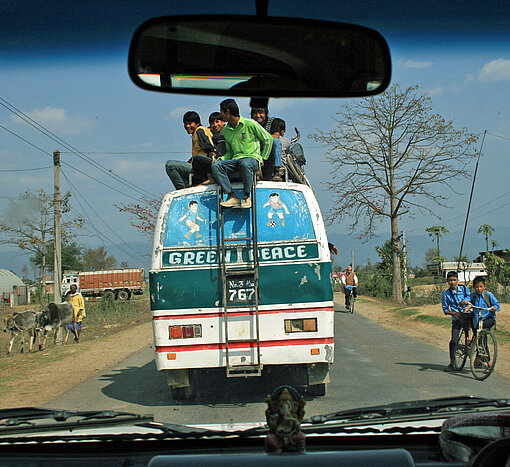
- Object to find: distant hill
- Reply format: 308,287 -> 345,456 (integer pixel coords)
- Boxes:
2,227 -> 508,278
326,226 -> 510,269
0,240 -> 152,279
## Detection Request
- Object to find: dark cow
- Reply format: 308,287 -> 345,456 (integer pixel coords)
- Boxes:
3,310 -> 38,355
38,302 -> 77,348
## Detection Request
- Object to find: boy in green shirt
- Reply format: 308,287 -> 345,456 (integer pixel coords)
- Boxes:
212,99 -> 273,208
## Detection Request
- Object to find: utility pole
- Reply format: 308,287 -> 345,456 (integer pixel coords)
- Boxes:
53,150 -> 62,303
402,230 -> 408,293
351,250 -> 355,271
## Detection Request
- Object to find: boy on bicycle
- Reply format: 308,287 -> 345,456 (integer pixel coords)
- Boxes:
441,271 -> 471,372
465,276 -> 499,330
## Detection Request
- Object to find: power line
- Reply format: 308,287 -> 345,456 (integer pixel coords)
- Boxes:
64,209 -> 146,261
0,123 -> 144,202
405,189 -> 510,234
61,170 -> 146,260
487,132 -> 510,142
0,123 -> 52,156
0,166 -> 52,172
0,96 -> 158,199
61,168 -> 147,260
61,151 -> 188,155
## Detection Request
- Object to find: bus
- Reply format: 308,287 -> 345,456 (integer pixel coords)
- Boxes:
149,180 -> 334,399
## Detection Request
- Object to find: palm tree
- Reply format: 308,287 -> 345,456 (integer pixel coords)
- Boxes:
426,226 -> 449,280
491,239 -> 499,253
478,224 -> 495,253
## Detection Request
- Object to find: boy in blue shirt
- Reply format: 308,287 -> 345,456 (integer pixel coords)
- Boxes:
465,276 -> 499,330
441,271 -> 471,372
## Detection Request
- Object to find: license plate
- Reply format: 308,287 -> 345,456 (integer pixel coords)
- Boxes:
226,275 -> 256,305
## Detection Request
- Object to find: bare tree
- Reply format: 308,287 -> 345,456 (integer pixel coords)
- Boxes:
0,189 -> 84,304
311,84 -> 478,302
116,197 -> 160,238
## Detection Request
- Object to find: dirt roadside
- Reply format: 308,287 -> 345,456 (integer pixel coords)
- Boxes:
342,293 -> 510,379
1,295 -> 508,409
0,318 -> 153,409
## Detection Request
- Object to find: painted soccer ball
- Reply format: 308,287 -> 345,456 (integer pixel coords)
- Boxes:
269,220 -> 277,227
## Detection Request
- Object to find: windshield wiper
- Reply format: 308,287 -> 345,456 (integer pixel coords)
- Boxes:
308,396 -> 510,425
0,407 -> 154,435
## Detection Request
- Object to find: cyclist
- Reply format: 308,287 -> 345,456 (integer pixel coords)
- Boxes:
341,265 -> 358,309
465,276 -> 499,330
464,276 -> 499,373
441,271 -> 471,372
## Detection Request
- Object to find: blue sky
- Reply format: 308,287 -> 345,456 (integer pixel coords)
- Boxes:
1,3 -> 510,274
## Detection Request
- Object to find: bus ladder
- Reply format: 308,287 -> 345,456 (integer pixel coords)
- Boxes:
216,174 -> 262,377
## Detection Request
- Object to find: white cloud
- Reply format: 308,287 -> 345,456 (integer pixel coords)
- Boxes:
477,58 -> 510,82
403,60 -> 433,69
165,106 -> 190,120
10,106 -> 95,136
426,87 -> 445,97
110,158 -> 162,176
268,98 -> 301,111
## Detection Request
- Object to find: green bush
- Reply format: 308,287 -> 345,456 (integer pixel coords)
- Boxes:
357,271 -> 392,299
409,276 -> 435,287
85,297 -> 150,327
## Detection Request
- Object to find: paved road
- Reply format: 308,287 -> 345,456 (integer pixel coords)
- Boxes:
46,301 -> 510,425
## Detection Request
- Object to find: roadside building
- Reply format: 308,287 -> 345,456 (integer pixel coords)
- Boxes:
440,261 -> 487,283
0,268 -> 25,306
475,249 -> 510,264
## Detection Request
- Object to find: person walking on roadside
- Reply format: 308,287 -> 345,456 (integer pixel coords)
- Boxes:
67,284 -> 85,343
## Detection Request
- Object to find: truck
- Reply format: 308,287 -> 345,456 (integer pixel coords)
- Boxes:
62,268 -> 145,300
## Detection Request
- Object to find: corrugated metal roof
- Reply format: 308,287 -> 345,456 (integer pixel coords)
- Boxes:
0,268 -> 25,293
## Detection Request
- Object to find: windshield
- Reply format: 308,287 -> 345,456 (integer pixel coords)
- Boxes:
1,1 -> 509,433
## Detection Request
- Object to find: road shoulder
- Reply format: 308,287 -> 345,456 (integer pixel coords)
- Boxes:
337,292 -> 510,379
0,321 -> 153,408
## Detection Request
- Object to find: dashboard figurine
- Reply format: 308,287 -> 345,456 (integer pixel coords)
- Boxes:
264,386 -> 306,453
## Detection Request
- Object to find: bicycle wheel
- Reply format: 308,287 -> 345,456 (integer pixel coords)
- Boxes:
349,298 -> 355,314
453,327 -> 468,371
469,330 -> 497,380
286,156 -> 306,185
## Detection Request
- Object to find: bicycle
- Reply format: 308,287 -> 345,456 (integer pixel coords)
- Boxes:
282,129 -> 314,191
345,285 -> 355,314
453,306 -> 498,380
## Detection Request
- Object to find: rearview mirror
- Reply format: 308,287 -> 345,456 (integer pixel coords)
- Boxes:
128,15 -> 391,98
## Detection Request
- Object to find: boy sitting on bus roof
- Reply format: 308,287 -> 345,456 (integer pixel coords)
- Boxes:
165,111 -> 215,190
192,112 -> 226,186
212,99 -> 273,209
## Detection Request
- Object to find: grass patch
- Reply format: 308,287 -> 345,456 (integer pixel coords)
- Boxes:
409,276 -> 435,286
493,328 -> 510,346
84,296 -> 150,328
414,314 -> 450,327
389,307 -> 420,318
356,298 -> 376,304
